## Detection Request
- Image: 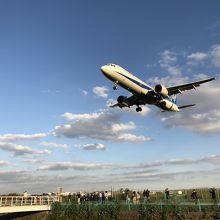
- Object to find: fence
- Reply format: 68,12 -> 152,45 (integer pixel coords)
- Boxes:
0,195 -> 58,207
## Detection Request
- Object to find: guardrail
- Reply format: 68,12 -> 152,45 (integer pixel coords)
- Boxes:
0,195 -> 59,207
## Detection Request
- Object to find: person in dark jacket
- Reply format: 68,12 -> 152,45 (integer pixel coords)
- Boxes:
191,189 -> 198,204
209,188 -> 217,204
165,188 -> 170,200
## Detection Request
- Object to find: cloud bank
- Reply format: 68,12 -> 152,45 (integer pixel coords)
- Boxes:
55,111 -> 150,142
0,133 -> 47,142
0,142 -> 50,156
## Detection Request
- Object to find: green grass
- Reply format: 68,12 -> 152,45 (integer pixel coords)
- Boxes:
48,200 -> 220,220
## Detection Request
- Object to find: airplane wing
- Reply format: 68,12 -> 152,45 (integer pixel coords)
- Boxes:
110,95 -> 144,108
167,77 -> 215,95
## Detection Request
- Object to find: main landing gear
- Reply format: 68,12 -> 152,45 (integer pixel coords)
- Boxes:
113,86 -> 117,90
136,107 -> 142,112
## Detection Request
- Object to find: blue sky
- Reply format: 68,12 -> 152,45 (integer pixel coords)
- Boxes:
0,0 -> 220,194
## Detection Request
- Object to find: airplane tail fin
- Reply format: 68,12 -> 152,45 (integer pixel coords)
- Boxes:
178,104 -> 195,109
172,95 -> 195,109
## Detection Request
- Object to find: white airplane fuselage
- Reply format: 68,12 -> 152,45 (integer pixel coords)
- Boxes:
101,64 -> 180,112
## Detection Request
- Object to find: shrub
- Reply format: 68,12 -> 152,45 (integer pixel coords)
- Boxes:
48,202 -> 64,220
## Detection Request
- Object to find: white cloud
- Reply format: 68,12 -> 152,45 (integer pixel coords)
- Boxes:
0,154 -> 220,193
93,86 -> 109,98
0,142 -> 51,156
183,45 -> 220,67
125,154 -> 220,171
167,66 -> 182,76
54,111 -> 150,142
77,143 -> 106,151
210,44 -> 220,67
0,133 -> 47,142
158,50 -> 182,76
199,154 -> 220,165
187,52 -> 209,62
111,121 -> 136,132
37,162 -> 111,171
62,112 -> 102,121
0,170 -> 101,193
159,50 -> 177,66
33,154 -> 220,191
40,142 -> 68,149
0,160 -> 9,166
22,159 -> 45,163
162,111 -> 220,134
117,133 -> 149,142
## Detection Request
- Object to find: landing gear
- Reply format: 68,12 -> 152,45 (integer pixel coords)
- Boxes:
113,81 -> 118,90
136,107 -> 142,112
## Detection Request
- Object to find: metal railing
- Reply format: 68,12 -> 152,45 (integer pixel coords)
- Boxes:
0,196 -> 59,207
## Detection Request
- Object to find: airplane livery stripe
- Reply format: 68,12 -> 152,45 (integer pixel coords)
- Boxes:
115,71 -> 153,91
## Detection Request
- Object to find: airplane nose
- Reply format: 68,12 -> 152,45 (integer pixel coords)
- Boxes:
101,65 -> 107,73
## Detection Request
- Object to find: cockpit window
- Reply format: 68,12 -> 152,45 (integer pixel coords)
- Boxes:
107,63 -> 115,67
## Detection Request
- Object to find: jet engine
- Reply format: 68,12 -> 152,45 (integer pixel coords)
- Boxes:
117,96 -> 130,107
158,100 -> 179,112
155,84 -> 168,98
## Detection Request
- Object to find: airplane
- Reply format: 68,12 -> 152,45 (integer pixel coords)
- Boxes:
101,63 -> 215,112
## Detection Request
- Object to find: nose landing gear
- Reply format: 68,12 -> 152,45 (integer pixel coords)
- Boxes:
113,81 -> 118,90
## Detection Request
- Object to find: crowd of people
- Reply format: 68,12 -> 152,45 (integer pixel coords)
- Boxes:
74,188 -> 218,205
125,191 -> 141,205
123,187 -> 218,205
76,191 -> 111,204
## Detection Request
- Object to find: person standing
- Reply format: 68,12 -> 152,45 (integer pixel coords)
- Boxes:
77,192 -> 81,204
126,189 -> 130,204
191,189 -> 198,204
132,191 -> 137,205
165,188 -> 170,203
209,188 -> 217,205
146,189 -> 150,202
137,192 -> 141,204
143,190 -> 147,203
99,192 -> 102,203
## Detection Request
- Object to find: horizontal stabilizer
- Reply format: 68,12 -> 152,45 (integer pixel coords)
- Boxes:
110,103 -> 119,108
178,104 -> 195,109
